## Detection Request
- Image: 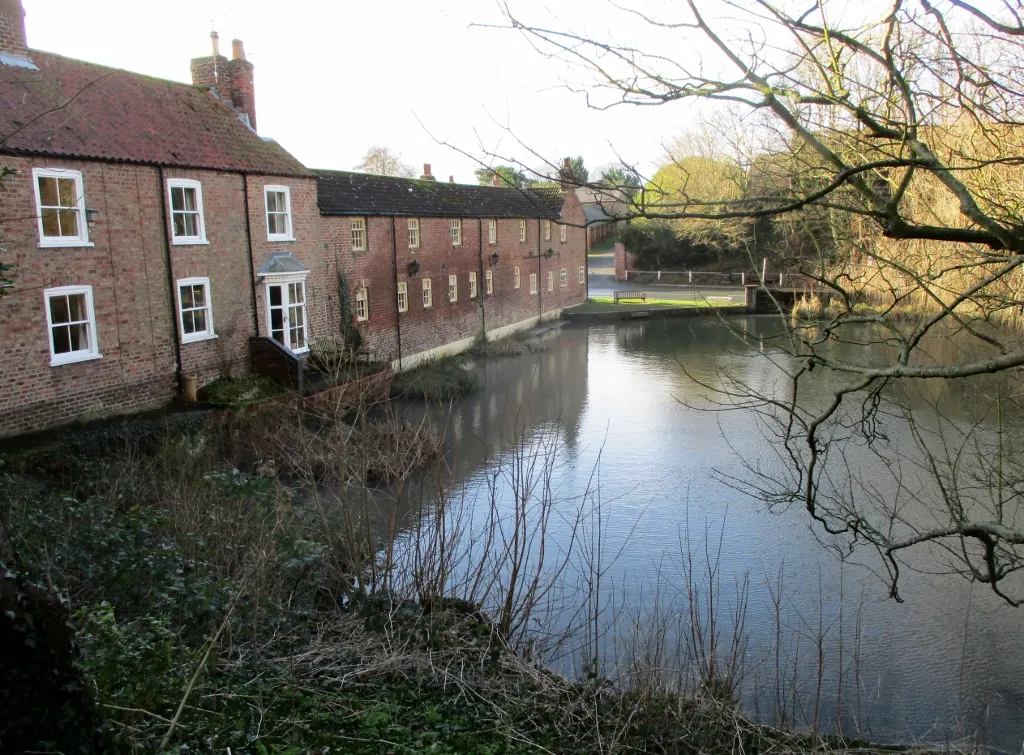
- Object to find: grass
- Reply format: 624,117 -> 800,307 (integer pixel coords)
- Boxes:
198,375 -> 284,406
390,354 -> 483,401
587,237 -> 617,255
467,336 -> 545,358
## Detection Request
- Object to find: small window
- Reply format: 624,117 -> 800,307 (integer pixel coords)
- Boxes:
560,224 -> 567,243
544,220 -> 551,241
529,273 -> 538,295
578,265 -> 585,284
355,286 -> 369,321
423,278 -> 433,308
488,219 -> 497,244
519,219 -> 526,243
33,168 -> 90,247
451,219 -> 462,247
485,268 -> 493,295
469,271 -> 478,299
177,277 -> 216,342
547,271 -> 554,292
265,185 -> 293,241
167,179 -> 207,244
44,285 -> 100,366
352,217 -> 367,252
408,218 -> 420,249
514,265 -> 521,290
449,274 -> 458,303
560,269 -> 567,287
397,281 -> 408,313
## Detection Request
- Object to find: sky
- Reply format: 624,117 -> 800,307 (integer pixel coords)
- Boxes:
21,0 -> 706,183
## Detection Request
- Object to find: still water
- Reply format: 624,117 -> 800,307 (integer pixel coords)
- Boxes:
399,318 -> 1024,749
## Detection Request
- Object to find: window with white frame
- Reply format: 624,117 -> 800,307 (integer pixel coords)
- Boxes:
177,277 -> 216,342
560,269 -> 567,287
548,271 -> 554,292
408,218 -> 420,249
397,281 -> 408,313
560,223 -> 567,243
469,271 -> 478,299
488,219 -> 497,244
578,265 -> 585,284
448,274 -> 458,303
355,286 -> 369,321
544,220 -> 551,241
514,265 -> 521,289
450,219 -> 462,246
33,168 -> 90,247
352,217 -> 367,252
44,285 -> 100,365
422,278 -> 433,308
485,268 -> 493,295
167,179 -> 207,244
265,185 -> 293,241
265,276 -> 308,352
529,273 -> 537,294
519,219 -> 526,242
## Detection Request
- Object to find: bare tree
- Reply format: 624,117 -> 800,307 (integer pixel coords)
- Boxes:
353,145 -> 416,177
498,1 -> 1024,604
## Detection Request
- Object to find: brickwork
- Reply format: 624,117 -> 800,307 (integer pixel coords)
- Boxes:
0,0 -> 27,56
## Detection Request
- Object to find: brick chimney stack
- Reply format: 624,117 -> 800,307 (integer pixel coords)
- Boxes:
449,176 -> 454,183
190,31 -> 257,131
491,172 -> 502,187
0,0 -> 31,63
420,164 -> 436,181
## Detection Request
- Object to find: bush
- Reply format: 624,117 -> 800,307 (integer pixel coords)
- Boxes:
390,355 -> 482,401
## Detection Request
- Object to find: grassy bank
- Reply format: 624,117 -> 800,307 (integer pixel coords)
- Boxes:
390,354 -> 482,401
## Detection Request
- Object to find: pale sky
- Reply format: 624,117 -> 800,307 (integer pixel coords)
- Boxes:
22,0 -> 705,182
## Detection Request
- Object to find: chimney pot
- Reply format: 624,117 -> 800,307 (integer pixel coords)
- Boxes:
231,38 -> 246,61
211,30 -> 220,57
491,172 -> 502,187
420,164 -> 436,181
563,157 -> 571,169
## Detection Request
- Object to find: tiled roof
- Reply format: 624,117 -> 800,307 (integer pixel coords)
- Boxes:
0,50 -> 310,176
315,170 -> 566,219
257,252 -> 309,276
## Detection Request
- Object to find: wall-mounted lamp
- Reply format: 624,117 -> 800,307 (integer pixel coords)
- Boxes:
408,259 -> 421,276
544,247 -> 555,259
489,252 -> 500,266
85,208 -> 100,226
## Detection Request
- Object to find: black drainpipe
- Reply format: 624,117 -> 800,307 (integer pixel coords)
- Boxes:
157,166 -> 184,393
537,218 -> 543,319
478,219 -> 486,338
390,216 -> 402,370
242,174 -> 260,335
584,219 -> 590,300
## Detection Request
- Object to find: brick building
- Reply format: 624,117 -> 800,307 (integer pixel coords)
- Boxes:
0,0 -> 587,438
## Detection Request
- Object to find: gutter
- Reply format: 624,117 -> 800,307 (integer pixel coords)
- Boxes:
157,166 -> 184,393
390,216 -> 402,369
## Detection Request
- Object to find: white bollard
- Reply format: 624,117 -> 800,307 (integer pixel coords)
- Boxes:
689,270 -> 693,283
741,272 -> 746,286
657,270 -> 661,281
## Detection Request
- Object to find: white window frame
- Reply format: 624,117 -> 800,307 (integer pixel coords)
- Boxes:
544,220 -> 551,241
519,219 -> 526,243
529,273 -> 538,295
397,281 -> 408,313
449,274 -> 458,303
264,185 -> 294,241
485,268 -> 493,295
488,219 -> 497,244
44,285 -> 101,366
451,219 -> 462,247
355,286 -> 369,321
408,218 -> 420,249
579,265 -> 585,284
176,276 -> 217,343
560,223 -> 567,243
469,271 -> 478,299
263,274 -> 309,354
352,217 -> 367,252
560,269 -> 567,287
423,278 -> 433,308
548,271 -> 554,292
514,265 -> 521,290
33,168 -> 92,248
167,178 -> 208,245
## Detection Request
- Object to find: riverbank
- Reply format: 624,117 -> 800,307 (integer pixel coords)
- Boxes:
0,409 -> 950,754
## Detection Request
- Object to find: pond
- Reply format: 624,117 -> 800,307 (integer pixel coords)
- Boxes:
391,317 -> 1024,749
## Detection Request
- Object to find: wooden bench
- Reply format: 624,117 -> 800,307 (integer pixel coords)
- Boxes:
613,290 -> 647,304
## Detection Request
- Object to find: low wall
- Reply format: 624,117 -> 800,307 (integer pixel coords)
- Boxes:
301,367 -> 393,418
249,337 -> 306,390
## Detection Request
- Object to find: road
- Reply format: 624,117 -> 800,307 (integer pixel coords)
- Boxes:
587,253 -> 746,304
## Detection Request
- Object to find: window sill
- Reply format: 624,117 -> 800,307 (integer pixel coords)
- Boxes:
51,351 -> 102,367
38,240 -> 94,249
182,333 -> 218,344
172,238 -> 210,246
268,236 -> 296,243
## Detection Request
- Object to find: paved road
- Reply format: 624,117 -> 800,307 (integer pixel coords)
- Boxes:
587,271 -> 746,304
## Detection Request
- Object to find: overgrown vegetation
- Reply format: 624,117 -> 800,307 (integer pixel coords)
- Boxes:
198,375 -> 284,406
390,354 -> 482,401
468,335 -> 546,358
